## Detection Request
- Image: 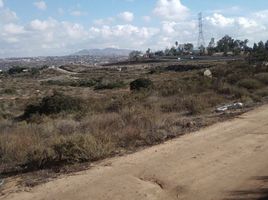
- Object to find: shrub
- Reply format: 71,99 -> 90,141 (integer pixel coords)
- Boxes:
217,85 -> 250,98
44,79 -> 98,88
237,78 -> 263,90
255,73 -> 268,84
256,88 -> 268,97
30,68 -> 40,76
0,124 -> 115,170
94,81 -> 125,90
76,79 -> 97,87
52,134 -> 114,164
8,66 -> 27,75
23,93 -> 85,118
27,134 -> 115,168
130,78 -> 153,91
184,96 -> 207,115
2,88 -> 16,95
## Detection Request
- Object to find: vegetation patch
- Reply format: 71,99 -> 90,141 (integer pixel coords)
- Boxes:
8,66 -> 28,75
130,78 -> 153,91
237,78 -> 263,90
23,93 -> 85,119
44,79 -> 98,88
255,73 -> 268,84
94,81 -> 125,90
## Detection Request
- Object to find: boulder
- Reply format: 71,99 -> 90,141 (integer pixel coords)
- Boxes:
204,69 -> 212,78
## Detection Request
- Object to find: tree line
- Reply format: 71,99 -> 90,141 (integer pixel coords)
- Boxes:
129,35 -> 268,62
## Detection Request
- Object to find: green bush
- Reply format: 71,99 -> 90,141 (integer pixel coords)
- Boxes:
8,66 -> 27,75
44,79 -> 97,88
130,78 -> 153,91
76,79 -> 97,87
94,81 -> 125,90
23,93 -> 85,118
237,78 -> 263,90
30,68 -> 41,76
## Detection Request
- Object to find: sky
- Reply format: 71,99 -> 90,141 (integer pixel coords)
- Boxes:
0,0 -> 268,57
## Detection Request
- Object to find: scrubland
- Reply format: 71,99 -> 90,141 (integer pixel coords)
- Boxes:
0,60 -> 268,176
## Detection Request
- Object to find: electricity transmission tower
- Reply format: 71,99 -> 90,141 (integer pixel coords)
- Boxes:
197,12 -> 205,48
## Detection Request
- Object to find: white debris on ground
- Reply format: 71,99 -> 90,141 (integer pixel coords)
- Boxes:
216,102 -> 244,113
204,69 -> 212,78
0,178 -> 4,187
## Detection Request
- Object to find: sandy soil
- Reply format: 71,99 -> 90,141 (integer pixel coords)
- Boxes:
2,105 -> 268,200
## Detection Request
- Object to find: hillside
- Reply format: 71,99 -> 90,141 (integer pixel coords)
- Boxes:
73,48 -> 133,57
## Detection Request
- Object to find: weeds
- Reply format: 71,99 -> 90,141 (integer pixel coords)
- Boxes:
1,60 -> 267,174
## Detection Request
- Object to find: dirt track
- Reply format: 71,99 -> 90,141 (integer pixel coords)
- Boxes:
2,105 -> 268,200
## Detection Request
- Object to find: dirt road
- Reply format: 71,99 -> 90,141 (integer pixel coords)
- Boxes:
2,105 -> 268,200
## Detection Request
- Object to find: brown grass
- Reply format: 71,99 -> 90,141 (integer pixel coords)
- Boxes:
0,60 -> 267,174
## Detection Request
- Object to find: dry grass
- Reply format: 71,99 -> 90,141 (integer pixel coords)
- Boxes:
1,60 -> 268,174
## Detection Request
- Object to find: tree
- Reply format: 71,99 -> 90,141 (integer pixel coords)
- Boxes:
164,48 -> 170,56
184,43 -> 194,52
258,41 -> 265,51
216,35 -> 235,55
154,50 -> 164,57
265,40 -> 268,51
129,51 -> 142,61
164,47 -> 177,56
253,43 -> 258,51
208,38 -> 215,48
250,41 -> 268,62
169,46 -> 177,56
175,41 -> 178,48
207,38 -> 215,55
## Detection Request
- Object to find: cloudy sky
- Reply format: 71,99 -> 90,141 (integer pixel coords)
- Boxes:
1,0 -> 268,57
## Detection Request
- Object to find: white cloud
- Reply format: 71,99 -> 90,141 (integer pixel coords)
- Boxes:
206,13 -> 235,27
154,0 -> 189,21
1,5 -> 268,58
254,10 -> 268,19
142,16 -> 151,23
162,21 -> 176,34
70,10 -> 87,17
237,17 -> 259,29
3,23 -> 25,34
118,11 -> 134,22
33,1 -> 47,11
0,0 -> 4,8
93,17 -> 115,26
0,8 -> 18,23
204,12 -> 268,45
62,22 -> 87,39
30,18 -> 57,31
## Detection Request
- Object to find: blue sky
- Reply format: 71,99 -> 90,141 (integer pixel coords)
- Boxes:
0,0 -> 268,57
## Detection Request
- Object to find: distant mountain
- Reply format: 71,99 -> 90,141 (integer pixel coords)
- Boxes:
73,48 -> 133,57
